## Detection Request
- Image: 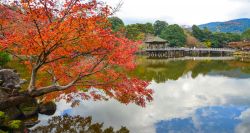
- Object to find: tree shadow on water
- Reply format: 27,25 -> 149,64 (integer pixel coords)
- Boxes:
32,115 -> 129,133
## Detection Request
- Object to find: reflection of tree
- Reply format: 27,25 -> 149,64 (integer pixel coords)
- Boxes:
32,115 -> 129,133
130,60 -> 188,83
131,58 -> 250,83
190,60 -> 231,78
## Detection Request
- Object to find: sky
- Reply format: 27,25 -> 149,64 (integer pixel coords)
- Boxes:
101,0 -> 250,26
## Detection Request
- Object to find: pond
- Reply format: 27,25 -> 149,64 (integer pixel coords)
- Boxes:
30,56 -> 250,133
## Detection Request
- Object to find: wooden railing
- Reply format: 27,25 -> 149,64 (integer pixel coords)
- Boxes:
146,47 -> 236,52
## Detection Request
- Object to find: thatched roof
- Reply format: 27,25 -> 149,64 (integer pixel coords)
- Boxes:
145,35 -> 167,43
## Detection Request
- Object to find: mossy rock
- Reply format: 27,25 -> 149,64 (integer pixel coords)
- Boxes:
8,120 -> 22,129
0,112 -> 5,119
0,111 -> 6,125
0,129 -> 6,133
3,107 -> 22,120
18,98 -> 38,118
23,115 -> 39,128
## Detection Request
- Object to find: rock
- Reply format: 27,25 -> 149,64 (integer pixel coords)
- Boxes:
3,107 -> 22,120
22,114 -> 40,128
18,98 -> 38,118
0,89 -> 9,99
0,111 -> 5,125
0,120 -> 3,126
0,69 -> 25,90
38,102 -> 57,116
24,120 -> 40,128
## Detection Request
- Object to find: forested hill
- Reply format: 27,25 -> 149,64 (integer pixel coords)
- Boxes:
199,18 -> 250,33
109,17 -> 248,48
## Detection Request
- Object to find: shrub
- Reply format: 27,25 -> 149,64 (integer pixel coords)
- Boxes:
0,52 -> 10,66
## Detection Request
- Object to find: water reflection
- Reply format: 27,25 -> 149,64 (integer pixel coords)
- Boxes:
130,57 -> 250,82
36,57 -> 250,133
156,106 -> 245,133
32,115 -> 129,133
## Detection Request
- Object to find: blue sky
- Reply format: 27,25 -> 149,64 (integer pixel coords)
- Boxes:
102,0 -> 250,25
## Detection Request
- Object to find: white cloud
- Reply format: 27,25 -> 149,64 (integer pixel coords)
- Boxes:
102,0 -> 250,25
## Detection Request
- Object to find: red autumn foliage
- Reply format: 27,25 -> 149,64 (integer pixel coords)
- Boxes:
0,0 -> 153,107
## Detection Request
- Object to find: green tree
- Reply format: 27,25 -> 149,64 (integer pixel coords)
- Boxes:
108,17 -> 125,32
192,25 -> 241,48
211,32 -> 241,48
160,24 -> 187,47
226,33 -> 241,42
203,27 -> 213,40
212,32 -> 227,48
125,23 -> 154,41
192,25 -> 206,41
143,23 -> 154,34
204,40 -> 212,48
125,24 -> 145,41
133,23 -> 154,34
242,29 -> 250,41
153,20 -> 168,36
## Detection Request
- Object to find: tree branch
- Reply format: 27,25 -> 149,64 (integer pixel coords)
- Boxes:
30,73 -> 81,97
30,59 -> 109,97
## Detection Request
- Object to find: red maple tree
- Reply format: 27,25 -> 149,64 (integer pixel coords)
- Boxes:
0,0 -> 152,106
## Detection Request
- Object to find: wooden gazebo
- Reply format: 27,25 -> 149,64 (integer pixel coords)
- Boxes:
145,36 -> 169,50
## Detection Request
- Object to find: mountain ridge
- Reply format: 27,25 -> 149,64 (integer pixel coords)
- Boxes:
198,18 -> 250,33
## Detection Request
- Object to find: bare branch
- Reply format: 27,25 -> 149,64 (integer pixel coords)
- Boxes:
110,0 -> 123,15
39,0 -> 53,23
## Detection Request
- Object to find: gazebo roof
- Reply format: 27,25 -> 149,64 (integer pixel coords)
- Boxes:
145,36 -> 167,43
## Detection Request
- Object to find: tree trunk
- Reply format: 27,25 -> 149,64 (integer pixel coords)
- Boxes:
28,68 -> 37,92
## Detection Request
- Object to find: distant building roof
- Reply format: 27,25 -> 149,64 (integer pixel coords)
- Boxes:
145,35 -> 167,43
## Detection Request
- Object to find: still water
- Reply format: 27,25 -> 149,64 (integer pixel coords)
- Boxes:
36,57 -> 250,133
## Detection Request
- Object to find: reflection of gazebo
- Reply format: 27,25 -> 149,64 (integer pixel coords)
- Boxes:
145,36 -> 169,50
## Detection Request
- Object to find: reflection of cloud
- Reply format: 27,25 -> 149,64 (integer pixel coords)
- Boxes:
156,106 -> 243,133
37,73 -> 250,133
236,108 -> 250,133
